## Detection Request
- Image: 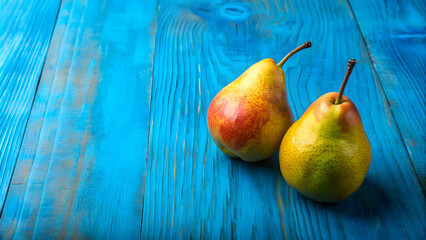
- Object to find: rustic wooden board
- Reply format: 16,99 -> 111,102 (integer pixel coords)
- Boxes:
1,0 -> 425,239
142,0 -> 425,239
0,0 -> 157,238
348,0 -> 426,190
0,0 -> 61,211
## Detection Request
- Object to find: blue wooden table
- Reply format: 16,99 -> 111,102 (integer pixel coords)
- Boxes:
0,0 -> 425,239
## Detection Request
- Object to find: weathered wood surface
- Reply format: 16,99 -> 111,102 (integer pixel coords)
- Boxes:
0,0 -> 157,238
349,0 -> 426,191
0,0 -> 61,211
142,0 -> 425,239
1,0 -> 425,239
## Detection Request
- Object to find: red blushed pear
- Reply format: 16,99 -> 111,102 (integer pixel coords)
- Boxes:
207,41 -> 312,162
279,59 -> 372,203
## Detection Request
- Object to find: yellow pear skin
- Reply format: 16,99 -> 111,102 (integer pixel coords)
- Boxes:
207,42 -> 311,162
208,59 -> 293,162
279,60 -> 371,202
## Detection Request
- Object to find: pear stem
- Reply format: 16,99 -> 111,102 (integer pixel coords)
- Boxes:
277,41 -> 312,68
335,59 -> 357,105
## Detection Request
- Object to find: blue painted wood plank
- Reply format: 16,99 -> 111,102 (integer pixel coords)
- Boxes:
0,0 -> 157,238
1,0 -> 424,239
143,0 -> 425,239
0,0 -> 61,211
348,0 -> 426,191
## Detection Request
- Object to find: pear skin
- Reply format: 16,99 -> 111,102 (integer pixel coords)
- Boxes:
279,59 -> 372,202
208,59 -> 293,162
207,42 -> 311,162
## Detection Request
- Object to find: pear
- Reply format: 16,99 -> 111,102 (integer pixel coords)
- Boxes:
279,59 -> 371,202
207,41 -> 312,162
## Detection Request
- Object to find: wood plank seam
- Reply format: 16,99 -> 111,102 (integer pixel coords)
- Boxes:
1,0 -> 424,238
345,0 -> 422,191
0,0 -> 63,217
1,0 -> 160,237
140,1 -> 160,236
31,0 -> 91,235
0,74 -> 43,220
1,2 -> 66,236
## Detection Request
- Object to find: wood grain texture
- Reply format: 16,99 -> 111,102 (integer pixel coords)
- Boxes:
143,0 -> 425,239
0,0 -> 157,238
348,0 -> 426,191
1,0 -> 425,239
0,0 -> 61,212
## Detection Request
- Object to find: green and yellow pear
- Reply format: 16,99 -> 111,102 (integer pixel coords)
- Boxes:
279,59 -> 371,202
207,41 -> 312,162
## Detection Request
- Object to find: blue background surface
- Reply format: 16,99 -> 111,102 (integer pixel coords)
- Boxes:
0,0 -> 425,239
